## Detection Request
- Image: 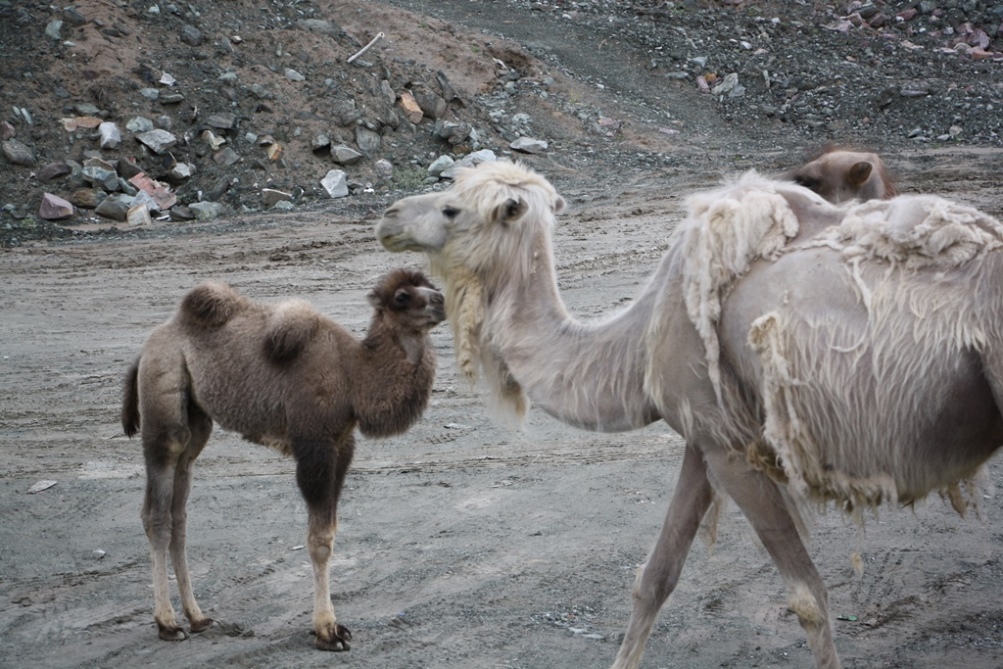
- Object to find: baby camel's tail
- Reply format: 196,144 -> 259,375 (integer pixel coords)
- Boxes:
122,358 -> 141,437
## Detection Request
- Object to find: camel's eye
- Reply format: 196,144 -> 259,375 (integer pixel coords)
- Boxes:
394,290 -> 410,306
442,206 -> 461,220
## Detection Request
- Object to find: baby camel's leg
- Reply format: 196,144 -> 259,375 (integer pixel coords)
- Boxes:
142,419 -> 197,641
293,434 -> 355,651
702,446 -> 841,669
611,443 -> 714,669
169,406 -> 213,634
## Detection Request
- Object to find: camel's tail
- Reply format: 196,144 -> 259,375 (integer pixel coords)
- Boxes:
122,358 -> 141,437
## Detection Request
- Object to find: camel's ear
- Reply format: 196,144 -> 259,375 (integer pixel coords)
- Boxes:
553,195 -> 566,215
492,197 -> 528,226
366,289 -> 384,311
847,161 -> 873,187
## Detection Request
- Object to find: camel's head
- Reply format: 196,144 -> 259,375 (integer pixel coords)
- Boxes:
367,268 -> 446,334
787,148 -> 896,204
376,160 -> 566,418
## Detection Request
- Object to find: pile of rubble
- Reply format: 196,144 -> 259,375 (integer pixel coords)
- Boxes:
0,0 -> 556,244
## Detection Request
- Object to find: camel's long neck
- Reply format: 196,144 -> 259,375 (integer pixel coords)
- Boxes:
481,248 -> 661,432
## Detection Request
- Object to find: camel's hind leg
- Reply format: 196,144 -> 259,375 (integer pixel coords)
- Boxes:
293,433 -> 355,651
701,445 -> 841,669
610,443 -> 714,669
139,367 -> 213,640
168,404 -> 213,634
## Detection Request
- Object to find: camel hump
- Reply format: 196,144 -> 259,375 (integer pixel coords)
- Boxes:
179,281 -> 245,329
263,299 -> 321,363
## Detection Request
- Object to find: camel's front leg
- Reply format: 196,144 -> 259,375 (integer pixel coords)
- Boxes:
294,436 -> 355,651
611,443 -> 714,669
702,445 -> 841,669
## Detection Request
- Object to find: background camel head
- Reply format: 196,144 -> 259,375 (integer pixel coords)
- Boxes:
786,147 -> 897,204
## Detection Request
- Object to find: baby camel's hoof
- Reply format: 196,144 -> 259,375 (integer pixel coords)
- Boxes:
157,624 -> 189,641
190,617 -> 214,634
314,623 -> 352,651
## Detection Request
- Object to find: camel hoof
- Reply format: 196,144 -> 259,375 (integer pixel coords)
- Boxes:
314,623 -> 352,651
157,624 -> 189,641
190,617 -> 214,634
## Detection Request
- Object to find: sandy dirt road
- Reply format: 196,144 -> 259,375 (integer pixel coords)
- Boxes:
3,163 -> 1003,669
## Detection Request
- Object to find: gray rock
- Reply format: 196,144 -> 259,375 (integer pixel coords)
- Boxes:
95,195 -> 131,221
139,88 -> 160,101
285,68 -> 305,82
70,189 -> 107,209
427,154 -> 455,177
321,169 -> 349,198
136,129 -> 178,154
262,188 -> 293,207
374,159 -> 394,181
169,162 -> 195,180
117,158 -> 144,180
414,91 -> 447,119
62,7 -> 87,26
126,116 -> 155,133
312,134 -> 332,152
36,162 -> 71,182
355,126 -> 381,155
117,177 -> 138,197
212,147 -> 241,166
206,113 -> 236,130
435,120 -> 472,145
510,136 -> 549,154
331,144 -> 363,165
170,205 -> 196,221
2,139 -> 35,166
270,200 -> 295,212
180,24 -> 202,47
75,103 -> 101,116
440,149 -> 497,179
38,193 -> 74,220
130,190 -> 159,213
45,20 -> 62,41
189,201 -> 224,221
98,122 -> 121,149
81,163 -> 118,192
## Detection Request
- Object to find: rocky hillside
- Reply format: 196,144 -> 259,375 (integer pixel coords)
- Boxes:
1,0 -> 1002,246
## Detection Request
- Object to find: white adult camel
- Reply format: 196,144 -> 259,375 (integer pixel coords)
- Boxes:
376,160 -> 1003,669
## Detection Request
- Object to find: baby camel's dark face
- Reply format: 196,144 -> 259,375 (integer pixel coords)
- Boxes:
369,269 -> 446,331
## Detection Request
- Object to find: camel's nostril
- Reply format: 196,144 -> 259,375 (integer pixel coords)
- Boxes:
383,205 -> 399,218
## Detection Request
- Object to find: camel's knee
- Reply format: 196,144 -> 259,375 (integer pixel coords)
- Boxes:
788,581 -> 827,628
630,561 -> 676,609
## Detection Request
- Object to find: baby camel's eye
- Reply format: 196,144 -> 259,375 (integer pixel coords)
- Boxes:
442,206 -> 461,220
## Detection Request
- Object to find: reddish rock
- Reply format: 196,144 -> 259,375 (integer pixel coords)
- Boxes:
39,193 -> 75,220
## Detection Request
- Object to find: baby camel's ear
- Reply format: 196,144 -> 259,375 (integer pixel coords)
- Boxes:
491,197 -> 528,226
